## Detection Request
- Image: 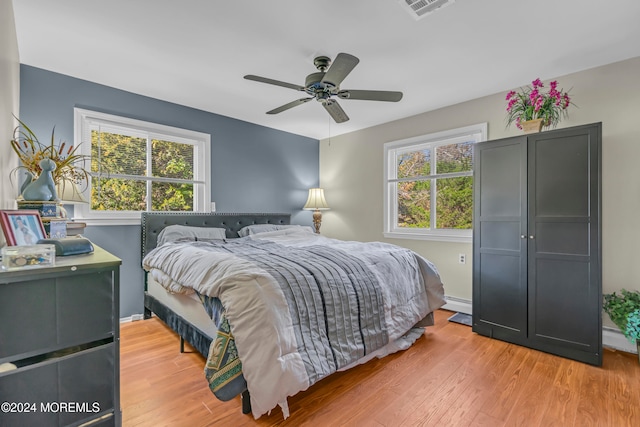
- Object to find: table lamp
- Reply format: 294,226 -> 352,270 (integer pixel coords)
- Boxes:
303,188 -> 330,234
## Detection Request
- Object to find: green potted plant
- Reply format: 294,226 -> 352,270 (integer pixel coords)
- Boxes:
603,289 -> 640,363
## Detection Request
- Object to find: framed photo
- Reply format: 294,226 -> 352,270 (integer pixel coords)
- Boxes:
48,219 -> 67,239
0,210 -> 47,246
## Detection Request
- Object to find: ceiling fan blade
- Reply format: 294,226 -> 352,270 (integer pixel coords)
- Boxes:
322,99 -> 349,123
244,75 -> 304,91
321,53 -> 359,86
266,98 -> 313,115
338,90 -> 403,102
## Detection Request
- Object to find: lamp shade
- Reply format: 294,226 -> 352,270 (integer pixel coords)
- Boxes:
56,180 -> 88,204
303,188 -> 329,210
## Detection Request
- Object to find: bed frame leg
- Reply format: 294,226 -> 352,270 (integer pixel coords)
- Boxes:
241,389 -> 251,415
180,337 -> 185,353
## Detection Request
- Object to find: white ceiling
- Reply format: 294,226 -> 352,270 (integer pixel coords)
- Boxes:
12,0 -> 640,140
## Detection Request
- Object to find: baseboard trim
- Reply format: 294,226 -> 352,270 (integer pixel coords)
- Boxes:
602,327 -> 638,354
441,295 -> 638,355
120,313 -> 144,323
442,295 -> 472,315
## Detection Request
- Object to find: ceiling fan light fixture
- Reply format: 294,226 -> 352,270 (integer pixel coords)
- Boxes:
399,0 -> 455,20
244,52 -> 403,123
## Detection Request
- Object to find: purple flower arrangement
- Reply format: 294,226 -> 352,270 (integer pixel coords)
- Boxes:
505,78 -> 574,130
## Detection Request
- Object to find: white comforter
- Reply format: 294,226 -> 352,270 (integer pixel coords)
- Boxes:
143,228 -> 445,418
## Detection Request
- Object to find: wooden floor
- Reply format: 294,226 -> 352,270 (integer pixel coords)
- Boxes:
120,310 -> 640,426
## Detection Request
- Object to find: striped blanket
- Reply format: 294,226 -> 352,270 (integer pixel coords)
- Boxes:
143,228 -> 445,418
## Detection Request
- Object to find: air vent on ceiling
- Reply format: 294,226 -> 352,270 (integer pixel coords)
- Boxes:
399,0 -> 455,20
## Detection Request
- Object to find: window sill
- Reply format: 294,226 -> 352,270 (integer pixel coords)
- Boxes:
383,231 -> 472,243
71,217 -> 141,227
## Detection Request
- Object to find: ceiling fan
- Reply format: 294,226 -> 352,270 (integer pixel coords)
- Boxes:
244,53 -> 403,123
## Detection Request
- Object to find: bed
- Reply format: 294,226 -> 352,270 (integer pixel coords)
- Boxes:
141,212 -> 445,419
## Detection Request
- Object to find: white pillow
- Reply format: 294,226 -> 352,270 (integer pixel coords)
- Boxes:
157,225 -> 227,245
237,224 -> 312,237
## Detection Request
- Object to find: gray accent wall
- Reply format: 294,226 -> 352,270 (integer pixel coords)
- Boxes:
19,65 -> 319,318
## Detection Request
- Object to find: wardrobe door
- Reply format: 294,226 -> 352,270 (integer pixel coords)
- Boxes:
527,124 -> 602,365
472,137 -> 528,342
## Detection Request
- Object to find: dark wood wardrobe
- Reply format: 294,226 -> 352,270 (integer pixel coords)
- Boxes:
472,122 -> 602,365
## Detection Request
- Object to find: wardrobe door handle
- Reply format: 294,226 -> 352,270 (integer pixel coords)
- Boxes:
520,235 -> 527,239
529,235 -> 535,239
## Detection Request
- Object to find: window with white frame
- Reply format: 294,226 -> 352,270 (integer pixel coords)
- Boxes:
74,108 -> 210,223
384,123 -> 486,242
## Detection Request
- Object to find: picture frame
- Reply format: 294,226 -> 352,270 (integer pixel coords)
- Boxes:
48,219 -> 67,239
0,210 -> 47,246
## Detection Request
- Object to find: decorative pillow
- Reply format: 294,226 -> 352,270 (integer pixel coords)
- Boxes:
157,225 -> 227,245
237,224 -> 312,237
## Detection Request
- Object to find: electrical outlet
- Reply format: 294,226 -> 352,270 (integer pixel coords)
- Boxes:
210,202 -> 216,212
458,253 -> 466,264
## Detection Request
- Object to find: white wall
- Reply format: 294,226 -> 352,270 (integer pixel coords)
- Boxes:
0,0 -> 20,210
320,56 -> 640,327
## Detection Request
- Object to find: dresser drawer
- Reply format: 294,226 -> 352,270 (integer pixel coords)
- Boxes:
0,271 -> 114,361
0,343 -> 115,427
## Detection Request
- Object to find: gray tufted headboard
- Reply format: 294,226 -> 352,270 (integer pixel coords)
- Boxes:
141,212 -> 291,258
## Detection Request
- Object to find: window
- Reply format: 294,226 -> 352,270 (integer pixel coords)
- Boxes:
74,108 -> 210,223
384,123 -> 486,242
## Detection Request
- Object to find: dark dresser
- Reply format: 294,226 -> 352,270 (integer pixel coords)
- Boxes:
0,245 -> 121,426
